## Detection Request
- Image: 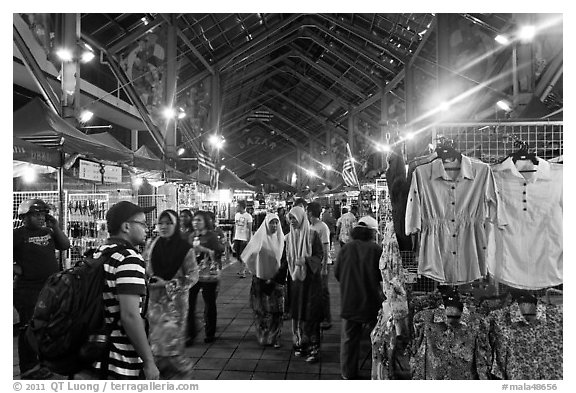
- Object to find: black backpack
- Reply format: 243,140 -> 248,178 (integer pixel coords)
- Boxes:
26,246 -> 119,376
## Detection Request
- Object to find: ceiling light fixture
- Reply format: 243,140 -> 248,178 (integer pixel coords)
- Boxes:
494,34 -> 510,45
518,25 -> 536,41
496,100 -> 513,112
79,109 -> 94,123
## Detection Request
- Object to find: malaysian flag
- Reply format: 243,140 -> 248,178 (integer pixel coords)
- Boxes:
197,147 -> 219,190
342,157 -> 359,187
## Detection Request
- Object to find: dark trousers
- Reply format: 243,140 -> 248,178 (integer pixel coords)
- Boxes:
321,272 -> 331,323
14,288 -> 41,374
187,281 -> 218,339
340,318 -> 376,379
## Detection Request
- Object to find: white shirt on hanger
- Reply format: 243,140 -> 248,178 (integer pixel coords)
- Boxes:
486,157 -> 563,289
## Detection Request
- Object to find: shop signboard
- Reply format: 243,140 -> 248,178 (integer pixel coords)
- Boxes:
79,159 -> 102,182
103,164 -> 122,183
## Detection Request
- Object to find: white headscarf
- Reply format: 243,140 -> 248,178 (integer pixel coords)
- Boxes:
242,213 -> 285,280
285,206 -> 312,281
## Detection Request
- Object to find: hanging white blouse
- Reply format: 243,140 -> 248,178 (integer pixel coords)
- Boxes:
405,155 -> 500,285
486,157 -> 562,289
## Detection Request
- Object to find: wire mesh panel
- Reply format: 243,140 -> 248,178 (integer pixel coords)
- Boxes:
108,189 -> 136,205
137,194 -> 170,241
432,121 -> 563,163
66,193 -> 109,265
13,191 -> 61,229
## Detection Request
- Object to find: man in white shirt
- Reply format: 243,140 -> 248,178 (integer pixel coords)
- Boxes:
308,201 -> 332,330
233,200 -> 253,278
336,206 -> 358,247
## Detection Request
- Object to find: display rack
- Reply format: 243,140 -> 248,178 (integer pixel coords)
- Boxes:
431,121 -> 563,163
66,193 -> 109,266
136,194 -> 170,243
422,120 -> 564,297
13,191 -> 61,229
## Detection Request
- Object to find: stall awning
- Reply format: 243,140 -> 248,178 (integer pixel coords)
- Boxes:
219,168 -> 256,191
13,98 -> 132,163
13,136 -> 61,167
241,169 -> 296,193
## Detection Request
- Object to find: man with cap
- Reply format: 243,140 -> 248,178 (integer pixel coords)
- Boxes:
334,215 -> 383,380
14,199 -> 70,379
92,201 -> 159,380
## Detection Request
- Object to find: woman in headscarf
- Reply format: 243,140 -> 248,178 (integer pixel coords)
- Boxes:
144,209 -> 199,379
280,206 -> 324,363
241,213 -> 285,347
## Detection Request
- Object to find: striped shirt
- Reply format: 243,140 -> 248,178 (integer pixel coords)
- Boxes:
93,238 -> 147,379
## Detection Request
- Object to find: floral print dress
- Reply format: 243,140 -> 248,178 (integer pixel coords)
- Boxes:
145,239 -> 199,378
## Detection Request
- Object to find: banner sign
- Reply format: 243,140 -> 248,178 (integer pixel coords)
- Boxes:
79,159 -> 122,183
103,164 -> 122,183
79,159 -> 102,182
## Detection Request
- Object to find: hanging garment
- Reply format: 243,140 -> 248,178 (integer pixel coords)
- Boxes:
481,301 -> 563,380
405,155 -> 500,284
487,157 -> 562,289
410,305 -> 490,380
371,219 -> 410,380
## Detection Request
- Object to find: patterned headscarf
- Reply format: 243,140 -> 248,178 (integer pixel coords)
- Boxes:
285,206 -> 312,281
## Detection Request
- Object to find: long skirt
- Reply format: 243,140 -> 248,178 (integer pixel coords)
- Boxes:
250,277 -> 284,346
148,285 -> 194,379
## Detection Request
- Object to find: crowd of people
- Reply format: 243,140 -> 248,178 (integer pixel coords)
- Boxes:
14,197 -> 381,380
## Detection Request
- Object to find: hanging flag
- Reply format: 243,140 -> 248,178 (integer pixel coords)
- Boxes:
197,149 -> 216,172
342,157 -> 359,187
342,143 -> 361,188
210,169 -> 219,190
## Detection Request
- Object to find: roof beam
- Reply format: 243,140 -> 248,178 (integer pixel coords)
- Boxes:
260,105 -> 325,147
108,16 -> 165,54
289,49 -> 367,99
160,13 -> 215,75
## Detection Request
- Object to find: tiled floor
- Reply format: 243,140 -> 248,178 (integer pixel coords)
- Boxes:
13,259 -> 373,380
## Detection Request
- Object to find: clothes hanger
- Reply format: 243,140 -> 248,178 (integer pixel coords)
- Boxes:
435,138 -> 462,170
509,140 -> 539,171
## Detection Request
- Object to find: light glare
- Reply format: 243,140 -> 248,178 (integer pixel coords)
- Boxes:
519,25 -> 536,41
23,166 -> 37,183
163,107 -> 176,119
80,110 -> 94,123
495,35 -> 509,45
56,48 -> 73,62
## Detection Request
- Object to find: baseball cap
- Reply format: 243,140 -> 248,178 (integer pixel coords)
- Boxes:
106,201 -> 156,234
355,215 -> 379,231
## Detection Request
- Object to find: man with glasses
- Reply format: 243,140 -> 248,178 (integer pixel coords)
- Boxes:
92,201 -> 159,380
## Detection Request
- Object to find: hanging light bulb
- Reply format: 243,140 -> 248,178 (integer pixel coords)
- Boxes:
56,48 -> 73,62
177,147 -> 186,156
163,107 -> 176,119
79,109 -> 94,123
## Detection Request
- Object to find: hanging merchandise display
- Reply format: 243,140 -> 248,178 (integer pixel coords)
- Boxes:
486,150 -> 563,290
480,294 -> 563,380
405,139 -> 499,285
66,193 -> 109,265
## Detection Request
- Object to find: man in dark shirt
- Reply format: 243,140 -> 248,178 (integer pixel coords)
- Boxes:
335,216 -> 383,380
13,199 -> 70,379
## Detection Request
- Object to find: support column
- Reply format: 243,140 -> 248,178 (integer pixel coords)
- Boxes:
131,130 -> 139,151
348,109 -> 355,154
513,13 -> 536,114
326,128 -> 333,183
60,13 -> 81,126
379,90 -> 389,171
212,72 -> 221,169
296,147 -> 302,190
165,14 -> 178,158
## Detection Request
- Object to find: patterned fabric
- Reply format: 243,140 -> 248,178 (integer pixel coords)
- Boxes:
93,239 -> 147,379
405,155 -> 500,284
481,301 -> 563,380
487,157 -> 563,289
337,212 -> 357,244
147,245 -> 198,358
380,221 -> 409,322
411,305 -> 490,380
250,276 -> 284,346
